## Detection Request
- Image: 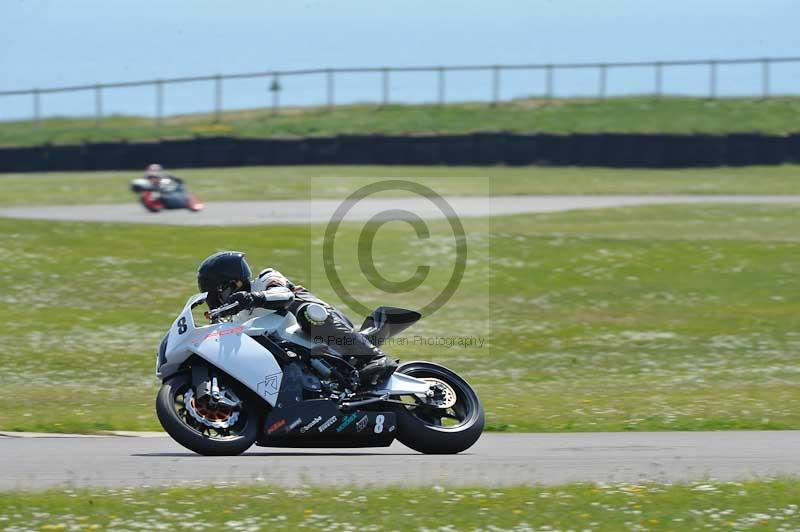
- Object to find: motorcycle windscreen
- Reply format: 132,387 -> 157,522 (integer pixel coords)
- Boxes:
192,327 -> 283,407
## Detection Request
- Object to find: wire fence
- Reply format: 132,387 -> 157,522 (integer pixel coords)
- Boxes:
2,56 -> 799,128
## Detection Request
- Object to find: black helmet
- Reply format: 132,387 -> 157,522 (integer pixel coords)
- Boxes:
197,251 -> 253,309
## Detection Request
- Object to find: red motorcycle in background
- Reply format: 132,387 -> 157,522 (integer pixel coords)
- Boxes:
130,176 -> 204,213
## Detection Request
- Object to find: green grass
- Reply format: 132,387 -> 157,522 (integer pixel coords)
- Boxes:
2,480 -> 799,530
1,164 -> 800,207
1,198 -> 799,433
3,96 -> 800,147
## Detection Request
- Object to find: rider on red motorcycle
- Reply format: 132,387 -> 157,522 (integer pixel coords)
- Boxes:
144,163 -> 184,192
132,164 -> 203,212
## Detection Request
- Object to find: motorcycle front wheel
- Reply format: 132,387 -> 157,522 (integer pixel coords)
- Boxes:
156,371 -> 260,456
139,195 -> 162,213
393,361 -> 484,454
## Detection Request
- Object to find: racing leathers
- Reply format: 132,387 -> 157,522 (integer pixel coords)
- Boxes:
151,175 -> 184,193
225,268 -> 397,387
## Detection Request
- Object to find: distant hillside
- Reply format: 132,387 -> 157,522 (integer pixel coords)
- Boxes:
2,96 -> 800,148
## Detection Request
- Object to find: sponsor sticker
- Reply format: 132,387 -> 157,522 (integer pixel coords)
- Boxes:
257,373 -> 281,397
267,419 -> 286,434
287,418 -> 303,431
300,416 -> 323,433
318,415 -> 338,432
335,413 -> 358,433
203,326 -> 244,341
355,414 -> 369,432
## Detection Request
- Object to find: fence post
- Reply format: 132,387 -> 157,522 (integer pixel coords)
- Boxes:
598,64 -> 607,98
326,69 -> 334,109
94,84 -> 103,126
654,62 -> 663,98
155,80 -> 163,129
214,74 -> 222,123
762,58 -> 771,99
382,68 -> 390,106
33,89 -> 41,132
492,65 -> 501,105
438,67 -> 446,105
271,74 -> 280,115
545,64 -> 554,100
708,60 -> 717,99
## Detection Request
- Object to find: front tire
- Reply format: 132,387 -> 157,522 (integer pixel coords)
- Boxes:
393,362 -> 484,454
156,372 -> 260,456
140,195 -> 161,213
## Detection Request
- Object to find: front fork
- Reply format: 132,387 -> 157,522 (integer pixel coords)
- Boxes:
192,366 -> 240,408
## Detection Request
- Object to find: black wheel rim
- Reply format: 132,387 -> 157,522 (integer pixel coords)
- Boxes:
399,367 -> 478,430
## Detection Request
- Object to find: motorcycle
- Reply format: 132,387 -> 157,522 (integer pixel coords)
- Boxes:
130,178 -> 204,213
155,294 -> 484,456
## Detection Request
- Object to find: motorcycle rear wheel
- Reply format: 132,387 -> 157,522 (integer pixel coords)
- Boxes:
393,362 -> 484,454
156,372 -> 260,456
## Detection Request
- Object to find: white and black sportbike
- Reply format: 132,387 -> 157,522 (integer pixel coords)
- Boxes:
155,294 -> 484,455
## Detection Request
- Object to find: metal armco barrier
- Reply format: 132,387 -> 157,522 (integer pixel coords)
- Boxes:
3,133 -> 800,172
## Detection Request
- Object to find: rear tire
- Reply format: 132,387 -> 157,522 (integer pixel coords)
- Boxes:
156,372 -> 260,456
393,362 -> 484,454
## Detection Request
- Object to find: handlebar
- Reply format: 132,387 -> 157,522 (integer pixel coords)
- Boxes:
208,301 -> 241,320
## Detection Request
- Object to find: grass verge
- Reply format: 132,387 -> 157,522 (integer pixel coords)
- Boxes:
1,200 -> 799,433
3,97 -> 800,147
1,480 -> 799,530
1,164 -> 800,207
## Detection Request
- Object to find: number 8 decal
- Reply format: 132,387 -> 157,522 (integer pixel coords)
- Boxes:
374,414 -> 384,434
177,316 -> 187,335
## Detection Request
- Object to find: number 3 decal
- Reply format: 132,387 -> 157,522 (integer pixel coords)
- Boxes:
177,316 -> 187,335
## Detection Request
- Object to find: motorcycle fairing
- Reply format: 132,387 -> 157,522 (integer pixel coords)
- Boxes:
157,293 -> 284,407
131,178 -> 203,212
235,309 -> 318,350
260,404 -> 397,448
157,293 -> 434,413
258,364 -> 396,448
192,329 -> 284,407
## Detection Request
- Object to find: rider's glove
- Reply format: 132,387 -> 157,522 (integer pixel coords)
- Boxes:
226,291 -> 257,311
258,268 -> 296,291
226,288 -> 294,312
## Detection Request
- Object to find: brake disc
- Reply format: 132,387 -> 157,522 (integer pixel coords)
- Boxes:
421,377 -> 457,409
183,388 -> 240,429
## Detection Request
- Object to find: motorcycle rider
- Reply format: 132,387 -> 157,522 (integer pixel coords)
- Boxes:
144,163 -> 184,192
196,251 -> 397,388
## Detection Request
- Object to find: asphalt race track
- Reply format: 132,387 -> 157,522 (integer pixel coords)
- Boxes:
2,195 -> 800,225
2,431 -> 799,490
